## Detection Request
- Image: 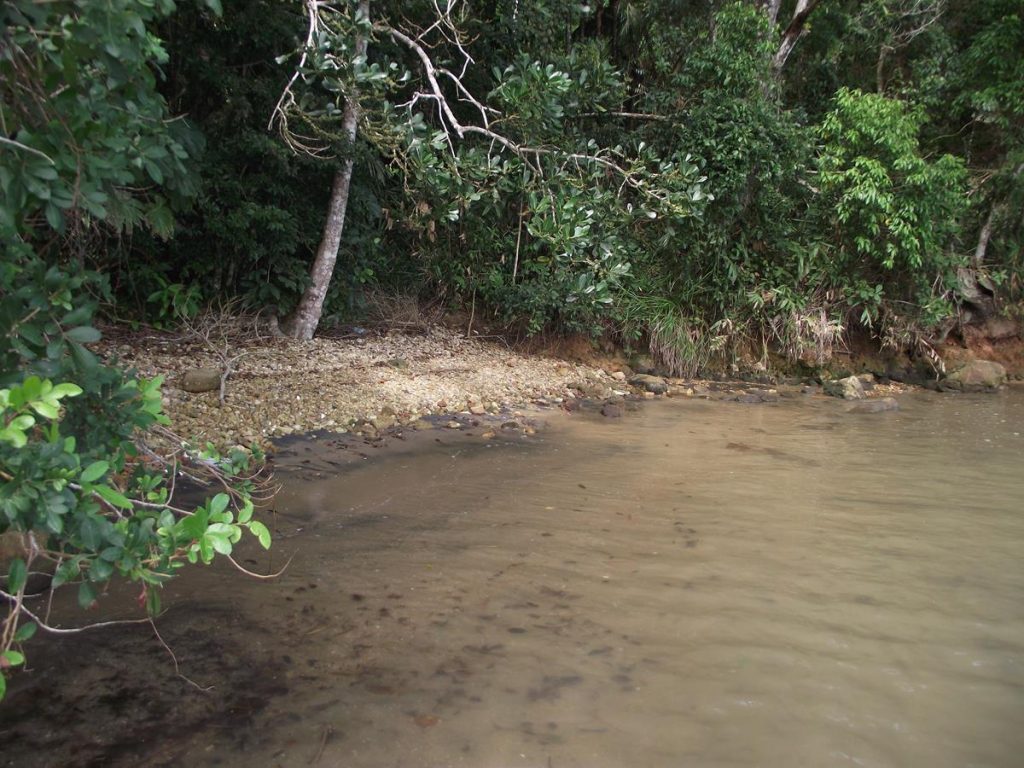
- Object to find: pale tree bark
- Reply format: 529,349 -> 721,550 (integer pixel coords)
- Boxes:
772,0 -> 821,72
867,1 -> 945,93
759,0 -> 783,25
957,162 -> 1024,322
280,0 -> 370,340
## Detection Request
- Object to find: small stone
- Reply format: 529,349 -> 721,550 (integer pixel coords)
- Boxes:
446,420 -> 462,429
481,430 -> 496,439
181,367 -> 222,393
371,412 -> 396,430
611,371 -> 627,382
469,404 -> 486,416
501,420 -> 520,430
601,403 -> 623,418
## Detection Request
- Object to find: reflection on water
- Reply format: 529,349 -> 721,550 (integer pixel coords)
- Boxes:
3,390 -> 1024,767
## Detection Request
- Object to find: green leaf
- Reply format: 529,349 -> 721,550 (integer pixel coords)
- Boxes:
71,343 -> 98,371
94,485 -> 133,510
9,414 -> 35,431
91,558 -> 113,581
206,532 -> 233,555
249,520 -> 272,550
0,672 -> 5,701
18,323 -> 44,347
237,500 -> 254,525
65,326 -> 102,343
50,383 -> 83,398
44,203 -> 63,230
13,622 -> 36,642
7,559 -> 27,594
78,581 -> 97,609
146,203 -> 174,239
80,460 -> 110,484
61,306 -> 93,326
29,400 -> 59,419
0,427 -> 27,448
1,650 -> 25,667
209,493 -> 229,517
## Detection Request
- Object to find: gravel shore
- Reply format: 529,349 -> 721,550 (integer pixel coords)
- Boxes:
100,325 -> 624,452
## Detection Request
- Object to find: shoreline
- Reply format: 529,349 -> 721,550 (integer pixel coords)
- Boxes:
96,322 -> 915,456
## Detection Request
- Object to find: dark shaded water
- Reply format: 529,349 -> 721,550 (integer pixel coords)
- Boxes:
3,389 -> 1024,767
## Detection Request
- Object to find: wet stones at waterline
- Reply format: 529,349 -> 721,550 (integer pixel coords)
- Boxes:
629,374 -> 669,395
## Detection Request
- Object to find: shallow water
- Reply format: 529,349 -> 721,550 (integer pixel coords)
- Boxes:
3,389 -> 1024,767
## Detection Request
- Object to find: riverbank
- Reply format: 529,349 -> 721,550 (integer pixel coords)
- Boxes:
96,321 -> 914,454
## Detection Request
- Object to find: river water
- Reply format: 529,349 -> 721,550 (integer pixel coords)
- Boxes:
2,389 -> 1023,767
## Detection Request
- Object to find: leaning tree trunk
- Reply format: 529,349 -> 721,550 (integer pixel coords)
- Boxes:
772,0 -> 821,73
283,0 -> 370,340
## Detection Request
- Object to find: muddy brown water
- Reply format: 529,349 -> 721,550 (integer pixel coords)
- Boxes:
2,390 -> 1023,767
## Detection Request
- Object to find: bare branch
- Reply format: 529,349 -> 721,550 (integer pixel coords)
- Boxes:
2,594 -> 154,635
383,24 -> 668,198
150,618 -> 214,692
226,553 -> 295,580
0,136 -> 56,164
269,0 -> 320,140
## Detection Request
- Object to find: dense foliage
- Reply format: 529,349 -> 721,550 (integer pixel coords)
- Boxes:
0,0 -> 270,699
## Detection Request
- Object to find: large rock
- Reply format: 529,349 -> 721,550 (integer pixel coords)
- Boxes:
940,360 -> 1007,392
628,374 -> 669,394
181,367 -> 222,393
823,375 -> 866,400
985,317 -> 1020,341
629,354 -> 657,375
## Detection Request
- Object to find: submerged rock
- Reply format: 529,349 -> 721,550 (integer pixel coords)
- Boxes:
824,376 -> 866,400
846,397 -> 900,414
628,374 -> 668,394
940,360 -> 1007,392
600,403 -> 623,418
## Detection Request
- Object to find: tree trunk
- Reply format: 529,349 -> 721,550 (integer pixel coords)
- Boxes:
760,0 -> 783,25
283,0 -> 370,340
956,162 -> 1024,323
772,0 -> 821,72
